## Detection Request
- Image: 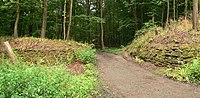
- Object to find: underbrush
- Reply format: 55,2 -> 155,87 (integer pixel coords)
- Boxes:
0,59 -> 98,98
0,37 -> 100,97
164,58 -> 200,84
97,48 -> 124,54
124,19 -> 200,67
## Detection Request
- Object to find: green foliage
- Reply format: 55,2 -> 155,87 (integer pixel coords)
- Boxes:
187,58 -> 200,83
125,20 -> 200,67
97,48 -> 124,54
135,21 -> 158,38
0,59 -> 98,97
164,58 -> 200,83
75,48 -> 96,64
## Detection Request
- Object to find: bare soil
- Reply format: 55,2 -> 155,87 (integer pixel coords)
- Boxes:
97,53 -> 200,98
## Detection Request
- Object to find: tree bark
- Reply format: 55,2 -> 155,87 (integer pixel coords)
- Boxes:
184,0 -> 188,19
100,0 -> 105,49
173,0 -> 176,21
193,0 -> 198,30
141,0 -> 144,27
166,0 -> 169,27
29,0 -> 34,36
41,0 -> 47,38
161,2 -> 165,27
14,0 -> 19,38
176,0 -> 179,19
67,0 -> 73,40
133,0 -> 138,30
63,0 -> 67,40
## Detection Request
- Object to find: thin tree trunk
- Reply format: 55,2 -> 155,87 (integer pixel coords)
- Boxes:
41,0 -> 47,38
14,0 -> 19,38
161,2 -> 165,27
176,0 -> 179,19
173,0 -> 176,21
193,0 -> 198,30
63,0 -> 67,40
133,0 -> 138,30
141,0 -> 144,27
166,0 -> 169,27
67,0 -> 73,40
29,0 -> 34,36
100,0 -> 104,49
185,0 -> 188,19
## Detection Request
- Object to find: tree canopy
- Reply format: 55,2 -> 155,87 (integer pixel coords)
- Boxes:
0,0 -> 198,47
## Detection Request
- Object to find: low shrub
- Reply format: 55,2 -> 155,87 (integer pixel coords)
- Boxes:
187,58 -> 200,83
0,60 -> 98,98
75,48 -> 96,64
164,58 -> 200,83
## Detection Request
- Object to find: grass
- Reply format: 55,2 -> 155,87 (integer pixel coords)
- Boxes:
97,48 -> 124,54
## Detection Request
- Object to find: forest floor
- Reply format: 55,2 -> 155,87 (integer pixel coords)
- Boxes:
97,53 -> 200,98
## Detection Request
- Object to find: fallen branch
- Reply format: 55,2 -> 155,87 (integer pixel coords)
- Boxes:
2,41 -> 15,63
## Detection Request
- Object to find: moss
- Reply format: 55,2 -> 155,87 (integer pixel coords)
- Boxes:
0,37 -> 94,65
124,20 -> 200,67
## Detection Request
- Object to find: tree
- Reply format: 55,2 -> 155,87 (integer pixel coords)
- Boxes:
41,0 -> 48,38
193,0 -> 198,30
100,0 -> 105,49
63,0 -> 67,40
173,0 -> 176,21
14,0 -> 20,38
185,0 -> 188,19
67,0 -> 73,40
166,0 -> 169,27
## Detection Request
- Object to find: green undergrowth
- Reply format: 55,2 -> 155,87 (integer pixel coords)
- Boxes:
97,48 -> 124,54
0,59 -> 98,97
124,19 -> 200,67
164,58 -> 200,84
0,37 -> 96,65
0,37 -> 102,97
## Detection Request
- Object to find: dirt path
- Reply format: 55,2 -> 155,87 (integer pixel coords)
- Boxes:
97,53 -> 200,98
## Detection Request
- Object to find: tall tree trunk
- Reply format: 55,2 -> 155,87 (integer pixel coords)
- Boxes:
41,0 -> 47,38
173,0 -> 176,21
166,0 -> 169,27
63,0 -> 67,40
141,0 -> 144,27
14,0 -> 19,38
133,0 -> 138,30
100,0 -> 105,49
29,0 -> 34,36
185,0 -> 188,19
161,2 -> 165,27
67,0 -> 73,40
176,0 -> 179,19
193,0 -> 198,30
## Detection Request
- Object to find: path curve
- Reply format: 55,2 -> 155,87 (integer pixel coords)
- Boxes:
97,53 -> 200,98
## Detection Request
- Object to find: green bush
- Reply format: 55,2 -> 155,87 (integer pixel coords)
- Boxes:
75,48 -> 96,64
187,58 -> 200,83
0,60 -> 98,98
164,58 -> 200,83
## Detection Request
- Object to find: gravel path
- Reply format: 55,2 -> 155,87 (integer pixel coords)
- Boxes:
97,53 -> 200,98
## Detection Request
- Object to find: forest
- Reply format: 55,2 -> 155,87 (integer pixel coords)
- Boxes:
0,0 -> 200,97
0,0 -> 198,48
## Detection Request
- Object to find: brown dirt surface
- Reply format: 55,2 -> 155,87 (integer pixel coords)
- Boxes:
97,53 -> 200,98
